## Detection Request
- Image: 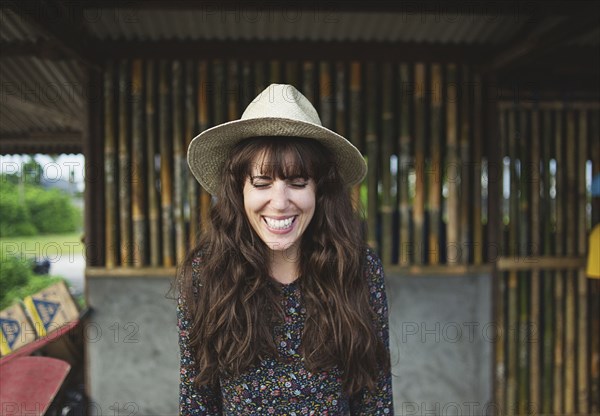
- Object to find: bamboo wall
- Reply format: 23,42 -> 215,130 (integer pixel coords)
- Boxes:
102,59 -> 495,268
98,59 -> 599,413
495,103 -> 600,415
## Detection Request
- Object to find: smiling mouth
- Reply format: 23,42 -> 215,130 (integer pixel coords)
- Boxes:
263,216 -> 296,230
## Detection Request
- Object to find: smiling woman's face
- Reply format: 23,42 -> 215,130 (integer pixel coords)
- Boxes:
242,151 -> 316,254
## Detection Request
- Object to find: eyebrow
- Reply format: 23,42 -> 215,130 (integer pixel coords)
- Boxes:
250,175 -> 272,181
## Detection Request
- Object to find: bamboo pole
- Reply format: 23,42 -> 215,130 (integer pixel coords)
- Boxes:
335,62 -> 346,140
428,64 -> 442,265
269,60 -> 281,84
172,61 -> 186,264
319,62 -> 332,129
459,65 -> 471,265
446,64 -> 459,266
227,61 -> 239,121
145,61 -> 160,267
366,62 -> 378,251
577,110 -> 589,413
104,61 -> 117,268
285,60 -> 298,88
185,60 -> 199,247
529,108 -> 541,412
398,63 -> 411,266
590,109 -> 600,414
516,110 -> 530,415
541,109 -> 554,414
381,63 -> 393,265
413,63 -> 425,265
198,61 -> 211,234
159,60 -> 174,267
349,62 -> 362,214
472,72 -> 483,265
553,109 -> 565,414
506,108 -> 518,416
118,60 -> 132,267
131,59 -> 146,267
301,61 -> 315,105
565,110 -> 576,414
495,108 -> 508,412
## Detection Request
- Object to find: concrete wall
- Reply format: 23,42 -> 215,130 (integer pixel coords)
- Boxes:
87,272 -> 492,415
387,273 -> 493,415
86,276 -> 179,415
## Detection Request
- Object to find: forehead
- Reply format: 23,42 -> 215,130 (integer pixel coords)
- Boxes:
246,148 -> 310,178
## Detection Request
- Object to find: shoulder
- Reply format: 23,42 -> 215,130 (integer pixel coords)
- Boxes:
363,246 -> 384,276
362,246 -> 385,292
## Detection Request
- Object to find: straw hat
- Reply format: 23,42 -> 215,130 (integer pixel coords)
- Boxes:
187,84 -> 367,195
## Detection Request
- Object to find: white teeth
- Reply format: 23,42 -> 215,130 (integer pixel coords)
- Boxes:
264,216 -> 294,229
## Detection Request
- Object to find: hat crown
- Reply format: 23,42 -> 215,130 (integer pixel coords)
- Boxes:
241,84 -> 323,126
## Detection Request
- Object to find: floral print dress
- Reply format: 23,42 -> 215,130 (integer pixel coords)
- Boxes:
178,248 -> 394,415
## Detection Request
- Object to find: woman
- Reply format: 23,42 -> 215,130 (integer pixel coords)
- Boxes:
179,84 -> 394,415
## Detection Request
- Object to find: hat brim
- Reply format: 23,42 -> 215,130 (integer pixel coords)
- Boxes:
187,117 -> 367,195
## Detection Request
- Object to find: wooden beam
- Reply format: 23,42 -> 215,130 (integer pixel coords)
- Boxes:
0,41 -> 70,60
496,256 -> 586,271
93,39 -> 496,64
0,131 -> 82,154
81,0 -> 598,17
4,0 -> 100,69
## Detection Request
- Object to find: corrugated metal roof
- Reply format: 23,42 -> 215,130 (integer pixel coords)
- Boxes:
0,8 -> 48,42
0,56 -> 83,138
0,5 -> 597,154
84,10 -> 528,45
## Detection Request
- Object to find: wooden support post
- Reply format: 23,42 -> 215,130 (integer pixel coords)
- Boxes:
172,61 -> 186,265
564,110 -> 576,414
83,67 -> 104,267
366,62 -> 378,252
472,72 -> 483,265
553,108 -> 565,414
413,63 -> 425,265
530,108 -> 541,412
198,61 -> 211,234
145,60 -> 160,267
118,60 -> 132,267
104,62 -> 117,268
381,63 -> 393,265
398,64 -> 411,266
459,65 -> 471,265
541,109 -> 554,414
428,64 -> 442,265
349,62 -> 362,214
446,64 -> 459,266
506,108 -> 518,416
131,59 -> 147,267
577,110 -> 589,413
185,60 -> 199,247
517,110 -> 529,415
159,60 -> 174,267
319,62 -> 332,129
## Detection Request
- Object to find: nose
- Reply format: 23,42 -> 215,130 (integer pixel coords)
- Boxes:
269,180 -> 290,210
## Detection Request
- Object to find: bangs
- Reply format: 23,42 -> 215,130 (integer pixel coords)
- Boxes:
229,137 -> 328,183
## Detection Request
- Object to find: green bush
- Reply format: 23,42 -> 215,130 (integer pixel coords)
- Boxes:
25,187 -> 81,234
0,178 -> 81,237
0,250 -> 65,310
0,250 -> 30,297
0,184 -> 37,237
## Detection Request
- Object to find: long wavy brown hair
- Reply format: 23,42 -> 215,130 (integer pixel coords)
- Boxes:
177,136 -> 388,395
